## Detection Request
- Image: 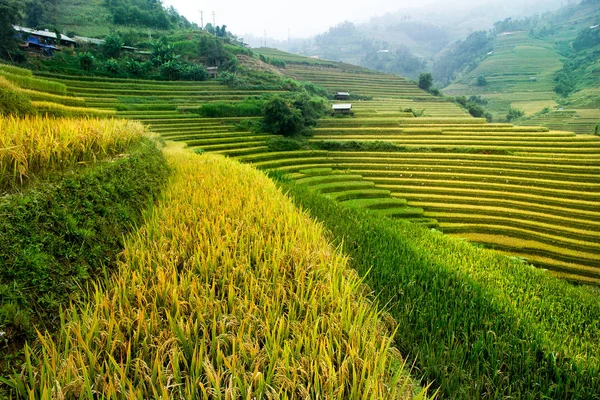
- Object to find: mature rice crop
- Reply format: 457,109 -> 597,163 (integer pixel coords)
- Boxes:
0,115 -> 144,190
7,149 -> 426,399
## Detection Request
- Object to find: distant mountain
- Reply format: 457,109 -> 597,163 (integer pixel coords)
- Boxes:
250,0 -> 569,79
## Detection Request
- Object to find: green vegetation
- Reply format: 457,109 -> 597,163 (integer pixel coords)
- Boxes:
0,138 -> 168,378
506,107 -> 525,122
433,31 -> 493,86
195,99 -> 263,118
0,77 -> 33,116
418,72 -> 433,91
277,179 -> 600,399
262,93 -> 327,136
443,1 -> 600,132
0,0 -> 22,61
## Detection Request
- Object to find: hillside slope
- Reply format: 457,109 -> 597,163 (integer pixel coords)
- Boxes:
444,0 -> 600,133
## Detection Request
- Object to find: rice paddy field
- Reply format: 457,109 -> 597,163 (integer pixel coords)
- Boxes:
34,58 -> 600,286
443,31 -> 599,134
2,53 -> 599,398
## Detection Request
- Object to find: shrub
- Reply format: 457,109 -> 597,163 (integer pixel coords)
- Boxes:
159,60 -> 183,80
266,137 -> 304,152
507,107 -> 525,122
196,99 -> 263,118
104,59 -> 120,74
403,108 -> 424,117
124,58 -> 144,75
181,63 -> 208,81
0,77 -> 32,116
78,52 -> 94,72
468,95 -> 488,105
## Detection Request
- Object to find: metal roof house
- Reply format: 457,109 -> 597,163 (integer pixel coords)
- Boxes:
332,104 -> 352,114
13,25 -> 76,47
335,92 -> 350,100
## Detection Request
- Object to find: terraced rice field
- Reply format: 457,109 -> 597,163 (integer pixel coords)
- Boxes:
40,65 -> 600,285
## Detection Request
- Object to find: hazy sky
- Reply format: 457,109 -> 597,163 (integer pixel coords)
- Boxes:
162,0 -> 442,39
161,0 -> 564,40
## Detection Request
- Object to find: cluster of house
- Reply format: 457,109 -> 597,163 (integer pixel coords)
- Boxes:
12,25 -> 220,78
332,91 -> 352,114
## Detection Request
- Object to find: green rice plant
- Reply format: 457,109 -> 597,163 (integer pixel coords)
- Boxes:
31,101 -> 116,117
6,149 -> 427,399
276,180 -> 600,399
0,71 -> 67,95
0,77 -> 33,116
0,64 -> 33,77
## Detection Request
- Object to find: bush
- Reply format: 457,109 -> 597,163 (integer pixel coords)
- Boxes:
468,95 -> 488,105
104,59 -> 120,74
266,137 -> 304,152
403,108 -> 424,117
196,99 -> 263,118
507,107 -> 525,122
124,58 -> 145,75
418,72 -> 433,91
262,96 -> 303,136
262,93 -> 327,137
78,52 -> 94,72
0,77 -> 32,116
159,60 -> 183,80
181,63 -> 208,81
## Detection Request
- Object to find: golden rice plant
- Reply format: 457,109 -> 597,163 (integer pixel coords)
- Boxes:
9,148 -> 428,399
0,115 -> 145,190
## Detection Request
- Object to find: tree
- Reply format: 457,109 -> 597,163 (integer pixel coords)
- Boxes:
506,107 -> 524,122
103,33 -> 124,59
418,72 -> 433,91
215,26 -> 221,37
78,52 -> 95,71
476,76 -> 488,86
25,0 -> 45,28
204,23 -> 215,35
262,96 -> 303,136
0,0 -> 22,60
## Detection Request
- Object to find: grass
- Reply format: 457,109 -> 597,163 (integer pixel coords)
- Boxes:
0,115 -> 144,190
276,179 -> 600,399
5,149 -> 426,399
